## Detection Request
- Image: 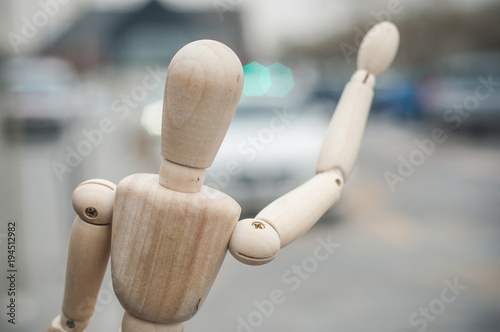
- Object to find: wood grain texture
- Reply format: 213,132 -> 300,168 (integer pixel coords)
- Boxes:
316,75 -> 374,178
47,180 -> 115,332
255,170 -> 343,248
61,218 -> 111,329
318,22 -> 399,177
111,173 -> 241,324
161,39 -> 244,169
158,158 -> 205,193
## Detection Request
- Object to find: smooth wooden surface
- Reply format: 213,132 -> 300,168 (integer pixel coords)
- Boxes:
121,312 -> 184,332
72,179 -> 116,225
159,158 -> 205,193
111,173 -> 241,324
236,22 -> 400,260
228,219 -> 280,265
256,170 -> 342,248
316,74 -> 374,178
62,217 -> 112,329
47,179 -> 115,332
357,21 -> 400,77
161,39 -> 244,169
317,21 -> 400,178
230,170 -> 342,264
232,20 -> 400,261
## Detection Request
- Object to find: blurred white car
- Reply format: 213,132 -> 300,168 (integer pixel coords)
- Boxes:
1,57 -> 80,132
209,97 -> 331,215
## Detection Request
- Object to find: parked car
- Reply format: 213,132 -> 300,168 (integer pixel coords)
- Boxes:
415,51 -> 500,133
416,74 -> 500,133
1,57 -> 80,134
208,97 -> 330,215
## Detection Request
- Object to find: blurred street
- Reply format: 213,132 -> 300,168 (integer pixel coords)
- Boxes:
0,111 -> 499,331
1,0 -> 500,331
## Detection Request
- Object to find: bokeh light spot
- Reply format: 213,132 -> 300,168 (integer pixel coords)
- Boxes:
243,62 -> 294,97
266,63 -> 294,97
243,62 -> 271,96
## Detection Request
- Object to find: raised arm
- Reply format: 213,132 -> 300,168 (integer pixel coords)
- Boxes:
47,179 -> 116,332
229,22 -> 400,265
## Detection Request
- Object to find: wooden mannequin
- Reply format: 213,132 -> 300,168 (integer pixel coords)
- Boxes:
47,22 -> 399,332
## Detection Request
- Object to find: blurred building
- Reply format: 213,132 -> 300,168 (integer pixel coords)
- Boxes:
284,1 -> 500,67
40,0 -> 245,71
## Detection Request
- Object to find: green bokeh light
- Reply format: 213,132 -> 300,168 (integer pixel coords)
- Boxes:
267,63 -> 295,97
242,62 -> 294,97
243,62 -> 271,97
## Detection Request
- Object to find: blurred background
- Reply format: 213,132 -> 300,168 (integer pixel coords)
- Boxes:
1,0 -> 499,331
